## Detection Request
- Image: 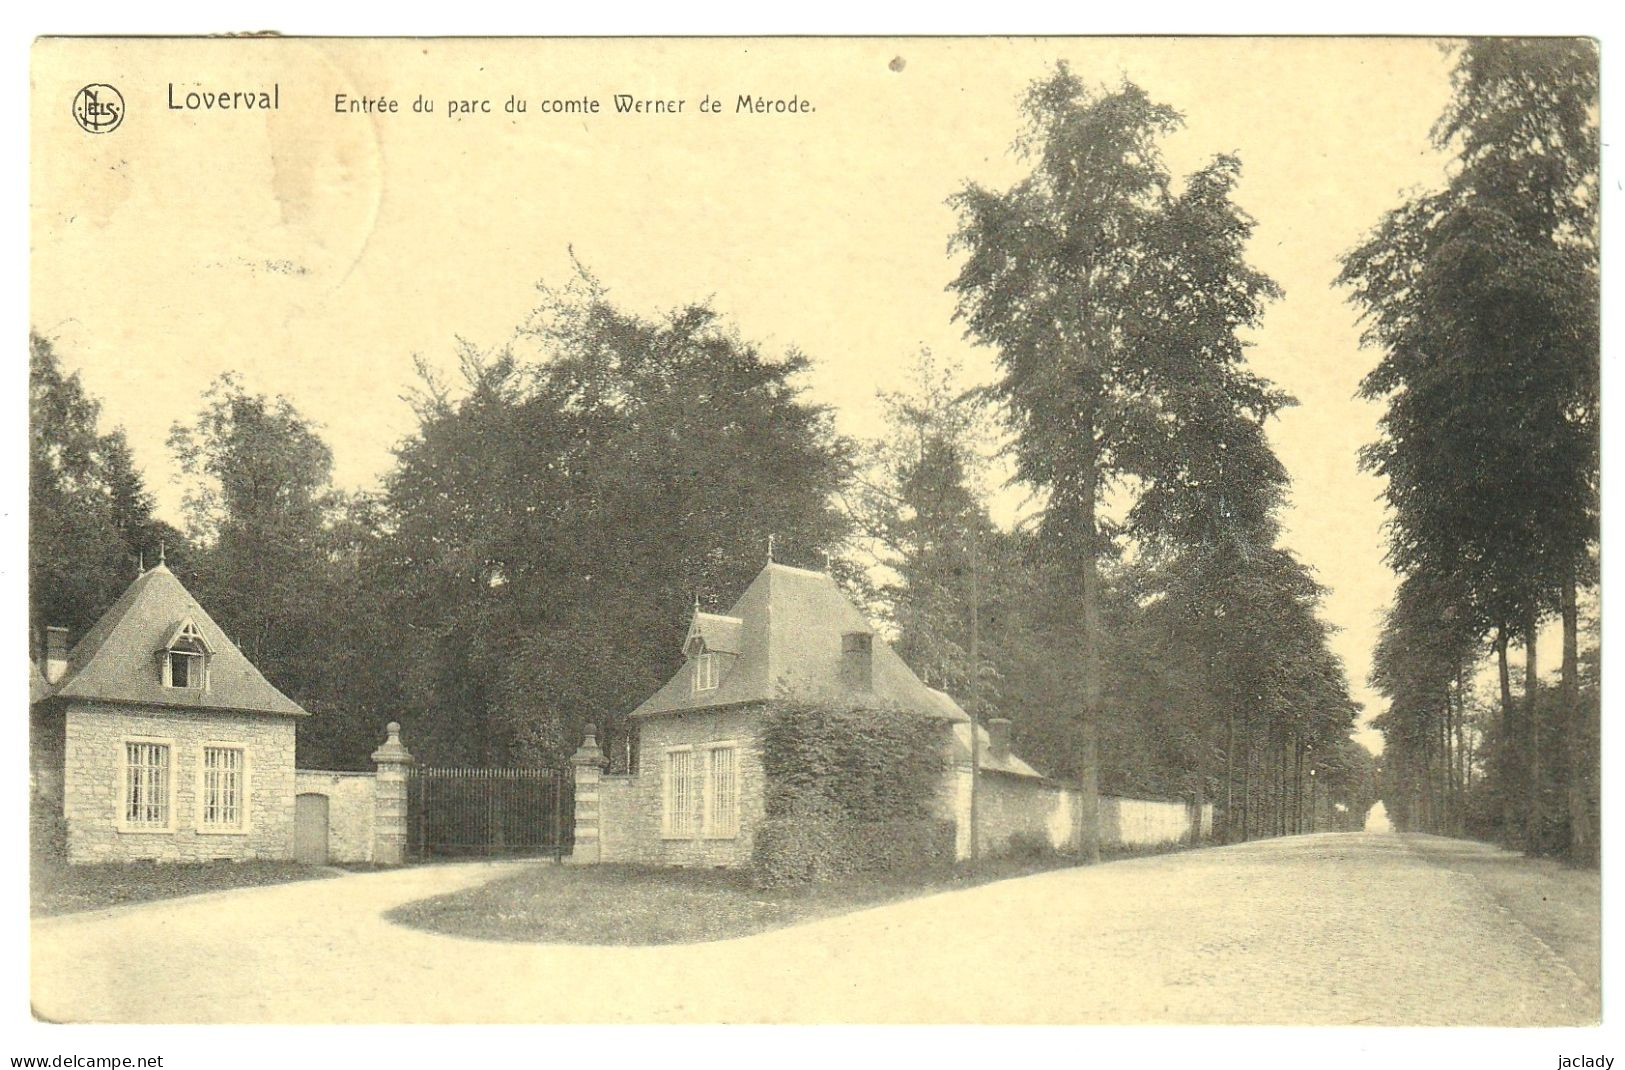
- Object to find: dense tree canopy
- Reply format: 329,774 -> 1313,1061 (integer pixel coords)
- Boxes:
947,65 -> 1346,842
850,350 -> 1005,700
167,375 -> 394,769
29,333 -> 184,647
376,272 -> 855,765
1341,39 -> 1599,860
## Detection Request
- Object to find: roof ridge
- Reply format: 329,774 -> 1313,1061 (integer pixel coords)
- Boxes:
632,558 -> 967,725
44,567 -> 308,718
764,562 -> 829,579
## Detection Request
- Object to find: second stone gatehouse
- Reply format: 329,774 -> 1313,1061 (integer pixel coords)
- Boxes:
576,559 -> 1076,868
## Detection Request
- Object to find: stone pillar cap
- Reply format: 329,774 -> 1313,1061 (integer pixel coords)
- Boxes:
371,721 -> 415,765
571,723 -> 607,769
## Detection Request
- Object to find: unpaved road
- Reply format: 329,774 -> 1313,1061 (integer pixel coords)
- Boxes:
31,832 -> 1598,1024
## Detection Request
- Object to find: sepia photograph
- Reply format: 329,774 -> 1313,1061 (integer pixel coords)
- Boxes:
22,32 -> 1604,1040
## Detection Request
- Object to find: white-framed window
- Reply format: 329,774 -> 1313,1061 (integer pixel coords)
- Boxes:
197,743 -> 249,833
119,737 -> 176,832
662,746 -> 701,838
162,621 -> 211,691
705,744 -> 738,838
661,741 -> 739,840
692,652 -> 718,692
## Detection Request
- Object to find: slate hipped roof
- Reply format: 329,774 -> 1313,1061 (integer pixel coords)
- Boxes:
632,562 -> 969,723
36,563 -> 309,717
685,611 -> 743,655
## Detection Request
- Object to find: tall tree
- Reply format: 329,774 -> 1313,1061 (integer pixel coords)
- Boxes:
29,332 -> 182,645
167,374 -> 387,767
1369,572 -> 1479,835
379,270 -> 854,765
949,66 -> 1286,858
1340,39 -> 1598,858
851,349 -> 1003,698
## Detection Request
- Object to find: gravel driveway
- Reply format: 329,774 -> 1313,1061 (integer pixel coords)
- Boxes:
30,832 -> 1598,1024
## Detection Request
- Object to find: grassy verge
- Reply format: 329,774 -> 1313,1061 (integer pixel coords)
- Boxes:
1405,834 -> 1601,993
388,852 -> 1096,945
31,854 -> 338,917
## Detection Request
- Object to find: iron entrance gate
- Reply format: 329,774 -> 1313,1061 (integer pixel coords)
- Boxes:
406,766 -> 572,860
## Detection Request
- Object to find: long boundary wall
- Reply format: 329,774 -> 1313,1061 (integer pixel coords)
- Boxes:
934,763 -> 1214,860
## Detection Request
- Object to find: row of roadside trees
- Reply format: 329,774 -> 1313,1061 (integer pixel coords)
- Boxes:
31,63 -> 1382,846
1340,39 -> 1599,864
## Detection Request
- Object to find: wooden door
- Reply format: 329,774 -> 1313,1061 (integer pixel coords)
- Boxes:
294,792 -> 329,865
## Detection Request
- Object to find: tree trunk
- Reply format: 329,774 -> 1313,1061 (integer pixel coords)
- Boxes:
1282,736 -> 1290,836
1224,709 -> 1236,844
967,530 -> 981,862
1524,610 -> 1541,855
1077,436 -> 1103,865
1271,732 -> 1280,837
1441,691 -> 1453,834
1496,626 -> 1517,847
1267,734 -> 1275,837
1241,720 -> 1252,841
1560,573 -> 1590,865
1453,663 -> 1468,835
1293,735 -> 1304,834
1281,735 -> 1291,836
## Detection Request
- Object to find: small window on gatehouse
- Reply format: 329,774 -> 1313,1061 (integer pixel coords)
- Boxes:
162,620 -> 211,690
693,651 -> 719,692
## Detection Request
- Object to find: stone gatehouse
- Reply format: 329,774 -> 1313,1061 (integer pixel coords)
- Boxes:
30,562 -> 310,864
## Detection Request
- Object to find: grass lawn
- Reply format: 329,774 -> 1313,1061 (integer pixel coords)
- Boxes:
31,854 -> 339,917
388,852 -> 1101,945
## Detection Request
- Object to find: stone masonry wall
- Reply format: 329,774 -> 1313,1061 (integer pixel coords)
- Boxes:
596,773 -> 640,863
63,702 -> 297,864
1100,795 -> 1210,847
979,773 -> 1079,855
938,750 -> 974,860
600,706 -> 766,868
293,770 -> 376,863
952,776 -> 1215,858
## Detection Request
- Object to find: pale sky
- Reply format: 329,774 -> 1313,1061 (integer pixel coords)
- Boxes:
32,37 -> 1478,753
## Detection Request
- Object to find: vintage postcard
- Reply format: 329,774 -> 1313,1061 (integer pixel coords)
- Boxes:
24,34 -> 1602,1045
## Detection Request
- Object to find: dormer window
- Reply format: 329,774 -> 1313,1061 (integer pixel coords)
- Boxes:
693,651 -> 719,692
169,649 -> 204,688
683,608 -> 739,694
161,619 -> 213,691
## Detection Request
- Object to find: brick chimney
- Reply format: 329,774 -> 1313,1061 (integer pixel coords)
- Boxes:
44,626 -> 69,684
987,717 -> 1012,762
840,631 -> 873,692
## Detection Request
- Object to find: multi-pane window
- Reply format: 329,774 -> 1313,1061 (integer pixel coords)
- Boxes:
665,748 -> 698,837
201,747 -> 244,828
663,743 -> 739,840
124,742 -> 170,827
706,745 -> 737,838
692,652 -> 718,692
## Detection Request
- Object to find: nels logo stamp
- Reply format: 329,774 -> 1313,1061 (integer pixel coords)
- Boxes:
73,83 -> 124,133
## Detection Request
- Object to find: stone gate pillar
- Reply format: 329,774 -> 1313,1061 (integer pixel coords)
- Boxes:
371,721 -> 414,866
567,724 -> 607,865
